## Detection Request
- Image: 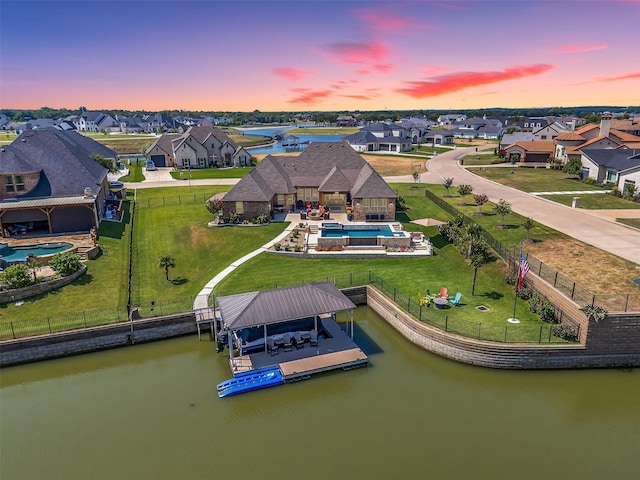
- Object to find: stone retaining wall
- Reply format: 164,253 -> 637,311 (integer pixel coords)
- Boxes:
0,266 -> 87,304
0,312 -> 196,367
366,286 -> 640,369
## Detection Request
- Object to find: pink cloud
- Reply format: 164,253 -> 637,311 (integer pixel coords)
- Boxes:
287,88 -> 333,104
272,67 -> 314,81
577,71 -> 640,85
342,94 -> 374,100
555,43 -> 607,54
372,64 -> 394,73
354,9 -> 434,33
320,41 -> 388,64
396,64 -> 555,98
420,64 -> 451,76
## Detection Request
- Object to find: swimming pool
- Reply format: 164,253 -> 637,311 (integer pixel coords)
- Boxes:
0,242 -> 74,265
318,223 -> 410,248
320,223 -> 395,238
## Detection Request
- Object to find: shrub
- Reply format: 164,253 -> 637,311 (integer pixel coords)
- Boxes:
294,244 -> 303,252
580,304 -> 607,322
0,264 -> 32,289
273,242 -> 281,251
49,252 -> 83,277
538,302 -> 557,324
551,324 -> 579,342
582,177 -> 599,186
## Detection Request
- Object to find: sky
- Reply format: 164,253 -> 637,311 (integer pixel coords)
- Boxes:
1,0 -> 639,112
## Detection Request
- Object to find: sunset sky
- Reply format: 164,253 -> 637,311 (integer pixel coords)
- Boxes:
1,0 -> 639,112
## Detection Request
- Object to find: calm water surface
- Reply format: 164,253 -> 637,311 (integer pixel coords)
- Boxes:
1,307 -> 639,480
240,126 -> 346,154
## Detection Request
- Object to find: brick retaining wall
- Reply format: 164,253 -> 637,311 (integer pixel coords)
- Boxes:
0,312 -> 196,367
366,286 -> 640,369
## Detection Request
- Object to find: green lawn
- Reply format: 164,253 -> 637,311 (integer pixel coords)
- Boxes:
539,193 -> 640,210
1,182 -> 571,342
119,160 -> 145,182
413,145 -> 452,155
422,184 -> 561,245
169,167 -> 252,180
461,153 -> 506,166
617,218 -> 640,229
468,167 -> 607,193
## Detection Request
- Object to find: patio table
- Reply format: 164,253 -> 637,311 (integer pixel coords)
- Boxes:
433,297 -> 448,309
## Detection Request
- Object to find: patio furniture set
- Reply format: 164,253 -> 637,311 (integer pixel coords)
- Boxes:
267,330 -> 319,356
421,288 -> 462,309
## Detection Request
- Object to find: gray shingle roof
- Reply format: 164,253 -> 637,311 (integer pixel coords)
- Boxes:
218,282 -> 356,329
583,149 -> 640,172
1,128 -> 114,198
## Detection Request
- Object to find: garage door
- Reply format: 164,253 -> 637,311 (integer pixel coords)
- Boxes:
150,155 -> 166,167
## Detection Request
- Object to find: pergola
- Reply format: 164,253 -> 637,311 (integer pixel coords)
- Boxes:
216,282 -> 356,360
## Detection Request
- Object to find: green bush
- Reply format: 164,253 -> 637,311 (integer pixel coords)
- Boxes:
582,177 -> 598,185
48,252 -> 83,277
0,264 -> 32,289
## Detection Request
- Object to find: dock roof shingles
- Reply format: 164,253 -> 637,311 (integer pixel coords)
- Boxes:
218,283 -> 357,330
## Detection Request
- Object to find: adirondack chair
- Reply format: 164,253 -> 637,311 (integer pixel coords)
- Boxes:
449,292 -> 462,306
439,287 -> 448,298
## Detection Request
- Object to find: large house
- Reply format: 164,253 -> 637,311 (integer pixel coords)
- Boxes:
0,129 -> 117,237
580,149 -> 640,194
145,125 -> 251,168
450,117 -> 503,139
221,141 -> 397,222
343,123 -> 412,152
555,114 -> 640,164
503,141 -> 555,163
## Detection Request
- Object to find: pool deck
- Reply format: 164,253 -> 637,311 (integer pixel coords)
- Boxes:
1,233 -> 93,249
229,315 -> 368,382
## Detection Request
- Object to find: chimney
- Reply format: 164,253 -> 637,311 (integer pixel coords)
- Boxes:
600,113 -> 612,138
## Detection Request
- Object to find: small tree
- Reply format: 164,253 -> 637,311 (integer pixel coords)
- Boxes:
470,252 -> 487,296
49,252 -> 83,276
158,255 -> 175,281
442,177 -> 454,197
92,154 -> 118,173
27,258 -> 39,283
562,157 -> 582,178
474,194 -> 488,214
522,217 -> 535,239
493,199 -> 512,226
457,184 -> 473,205
0,264 -> 32,289
205,198 -> 224,216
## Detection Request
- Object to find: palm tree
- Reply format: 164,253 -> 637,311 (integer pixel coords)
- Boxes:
158,256 -> 175,281
442,177 -> 454,197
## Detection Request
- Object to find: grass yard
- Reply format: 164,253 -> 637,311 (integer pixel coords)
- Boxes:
413,145 -> 452,155
618,218 -> 640,229
119,160 -> 145,182
423,184 -> 561,245
468,167 -> 607,193
169,167 -> 253,180
362,154 -> 427,177
539,193 -> 640,210
227,133 -> 270,147
461,153 -> 506,166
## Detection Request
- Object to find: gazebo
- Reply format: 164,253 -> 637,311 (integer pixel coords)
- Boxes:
216,282 -> 356,361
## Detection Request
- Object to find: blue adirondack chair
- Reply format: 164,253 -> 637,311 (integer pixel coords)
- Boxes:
449,292 -> 462,306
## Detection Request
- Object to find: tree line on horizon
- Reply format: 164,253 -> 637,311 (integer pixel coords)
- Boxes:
1,105 -> 637,126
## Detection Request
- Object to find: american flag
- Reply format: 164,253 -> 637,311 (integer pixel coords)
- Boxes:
517,251 -> 530,290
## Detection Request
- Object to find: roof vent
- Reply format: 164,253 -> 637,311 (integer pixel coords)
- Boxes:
84,187 -> 94,197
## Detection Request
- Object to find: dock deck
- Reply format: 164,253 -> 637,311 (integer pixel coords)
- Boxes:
228,316 -> 368,381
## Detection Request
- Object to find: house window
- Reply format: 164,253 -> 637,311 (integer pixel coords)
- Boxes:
541,135 -> 547,140
4,175 -> 25,192
362,198 -> 386,213
605,170 -> 617,183
235,202 -> 244,214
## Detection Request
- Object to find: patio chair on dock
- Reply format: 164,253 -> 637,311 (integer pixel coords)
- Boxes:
294,332 -> 304,349
283,333 -> 294,351
310,330 -> 318,347
267,337 -> 279,356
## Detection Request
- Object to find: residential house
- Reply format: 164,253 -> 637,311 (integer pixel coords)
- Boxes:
450,117 -> 503,139
146,125 -> 251,168
396,117 -> 434,143
509,117 -> 550,132
221,141 -> 397,222
554,114 -> 640,164
503,141 -> 555,163
438,114 -> 466,126
343,123 -> 412,152
531,121 -> 572,141
499,132 -> 534,150
581,149 -> 640,194
0,128 -> 117,237
423,130 -> 455,145
336,115 -> 357,127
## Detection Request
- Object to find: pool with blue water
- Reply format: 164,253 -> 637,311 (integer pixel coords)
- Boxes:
0,242 -> 74,263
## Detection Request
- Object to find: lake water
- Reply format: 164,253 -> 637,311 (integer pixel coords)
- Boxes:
1,306 -> 638,480
239,126 -> 346,155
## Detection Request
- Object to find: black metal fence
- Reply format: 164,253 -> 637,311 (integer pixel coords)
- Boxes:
423,189 -> 640,312
136,193 -> 216,208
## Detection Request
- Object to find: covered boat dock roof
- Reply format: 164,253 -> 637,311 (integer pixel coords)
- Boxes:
217,282 -> 356,330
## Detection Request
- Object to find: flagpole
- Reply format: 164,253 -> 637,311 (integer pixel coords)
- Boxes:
512,244 -> 522,321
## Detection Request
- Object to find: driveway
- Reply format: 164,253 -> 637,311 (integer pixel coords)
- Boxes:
420,147 -> 640,265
